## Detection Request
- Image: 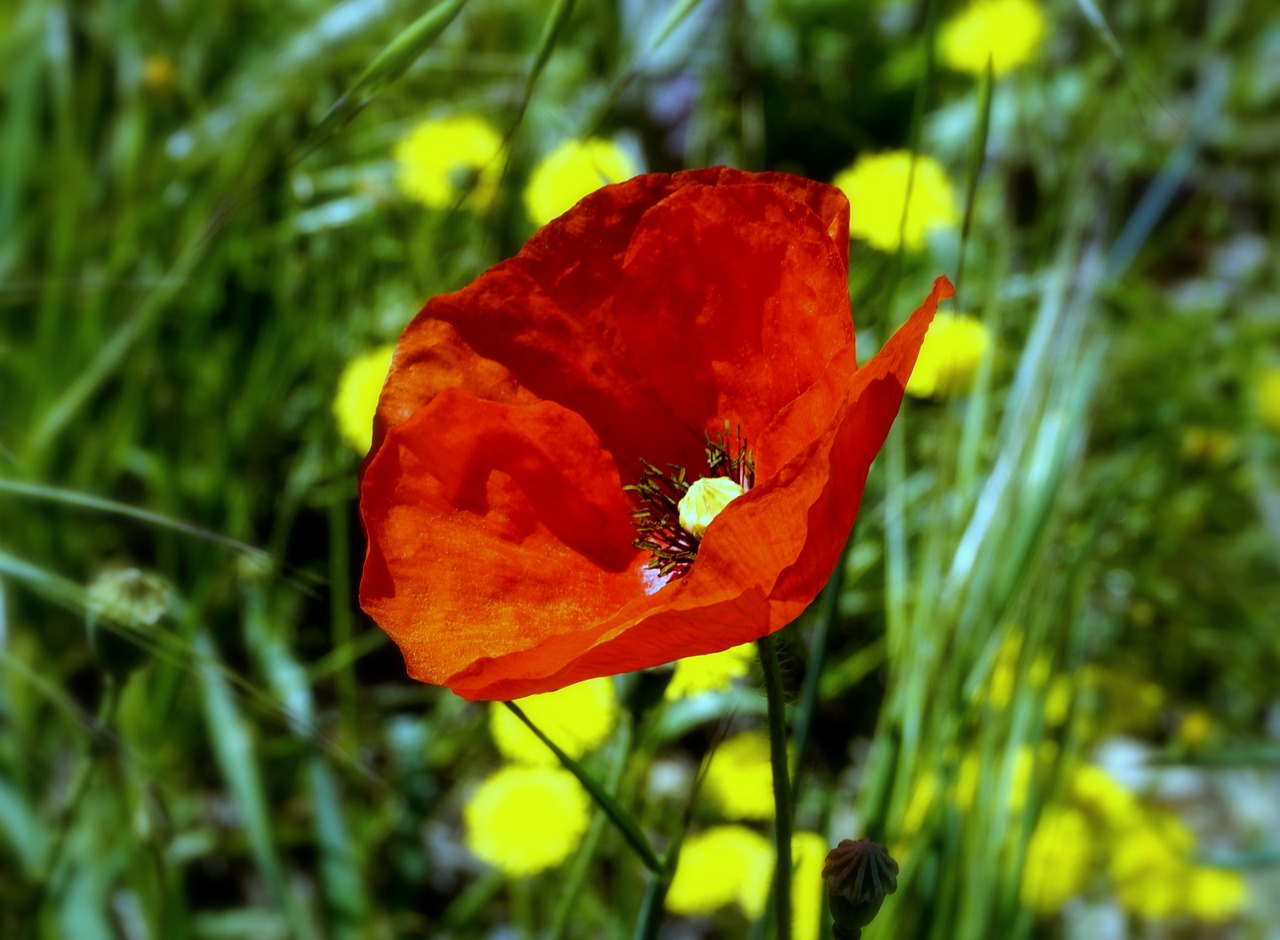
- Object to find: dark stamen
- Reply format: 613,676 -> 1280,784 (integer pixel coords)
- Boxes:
705,420 -> 755,490
625,424 -> 756,581
624,462 -> 699,578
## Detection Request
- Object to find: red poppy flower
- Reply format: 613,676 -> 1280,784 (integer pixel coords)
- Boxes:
360,167 -> 951,701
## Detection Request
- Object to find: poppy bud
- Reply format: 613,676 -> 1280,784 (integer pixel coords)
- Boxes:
822,838 -> 899,939
86,567 -> 171,678
677,477 -> 744,538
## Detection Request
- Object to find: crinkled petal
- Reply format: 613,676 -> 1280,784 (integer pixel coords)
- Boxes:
360,389 -> 641,687
614,182 -> 853,444
369,169 -> 851,480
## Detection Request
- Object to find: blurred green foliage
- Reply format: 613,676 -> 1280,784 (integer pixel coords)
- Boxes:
2,0 -> 1279,937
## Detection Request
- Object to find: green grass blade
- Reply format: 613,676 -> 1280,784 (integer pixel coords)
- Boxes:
503,701 -> 661,874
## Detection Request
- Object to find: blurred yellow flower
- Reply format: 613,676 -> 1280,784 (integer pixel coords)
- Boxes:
1110,813 -> 1195,920
1070,764 -> 1141,830
1021,806 -> 1092,912
1186,866 -> 1249,922
1181,426 -> 1235,464
666,826 -> 828,936
703,732 -> 777,820
463,766 -> 590,876
524,137 -> 640,226
1044,675 -> 1073,726
489,677 -> 618,766
666,643 -> 755,700
938,0 -> 1047,78
333,344 -> 395,453
1178,709 -> 1213,748
393,114 -> 503,210
142,54 -> 176,91
905,312 -> 992,398
834,151 -> 958,252
666,825 -> 773,916
790,831 -> 830,940
1259,367 -> 1280,431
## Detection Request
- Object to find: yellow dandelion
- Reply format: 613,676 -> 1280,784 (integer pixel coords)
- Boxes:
333,344 -> 395,454
905,312 -> 992,398
524,137 -> 640,226
1181,426 -> 1235,464
703,733 -> 777,821
1258,367 -> 1280,431
790,831 -> 830,940
1021,805 -> 1092,912
666,643 -> 755,700
1043,674 -> 1073,726
1110,813 -> 1195,920
142,54 -> 176,91
938,0 -> 1047,78
1070,764 -> 1141,831
1178,710 -> 1213,748
833,151 -> 958,252
393,114 -> 503,210
463,766 -> 590,876
490,677 -> 618,766
1186,866 -> 1249,923
666,825 -> 773,916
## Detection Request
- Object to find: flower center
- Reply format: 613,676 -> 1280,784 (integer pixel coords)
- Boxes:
625,423 -> 755,580
677,477 -> 743,538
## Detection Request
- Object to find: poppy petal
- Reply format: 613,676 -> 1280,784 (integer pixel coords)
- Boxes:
613,182 -> 853,444
369,169 -> 851,478
360,388 -> 643,687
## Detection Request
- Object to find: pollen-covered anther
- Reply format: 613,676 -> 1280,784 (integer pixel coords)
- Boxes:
677,477 -> 744,539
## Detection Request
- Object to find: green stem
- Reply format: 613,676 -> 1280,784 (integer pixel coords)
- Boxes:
550,720 -> 634,940
30,676 -> 121,916
503,701 -> 661,873
757,633 -> 792,940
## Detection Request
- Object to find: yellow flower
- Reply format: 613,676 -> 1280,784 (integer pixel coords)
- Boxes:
790,831 -> 830,940
703,733 -> 777,820
731,830 -> 830,928
666,826 -> 828,937
1110,813 -> 1195,920
666,643 -> 755,700
490,677 -> 618,766
463,766 -> 590,876
1259,367 -> 1280,431
1044,675 -> 1073,726
393,114 -> 503,210
1020,806 -> 1092,912
1181,427 -> 1235,464
1186,866 -> 1249,922
142,54 -> 176,91
524,137 -> 640,226
938,0 -> 1047,78
1070,764 -> 1141,830
833,151 -> 958,252
666,825 -> 773,916
333,344 -> 395,453
1178,709 -> 1212,748
905,313 -> 992,398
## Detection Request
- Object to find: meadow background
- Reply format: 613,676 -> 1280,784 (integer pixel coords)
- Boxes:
3,0 -> 1280,937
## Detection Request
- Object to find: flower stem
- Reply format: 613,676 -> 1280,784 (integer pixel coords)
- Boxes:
28,676 -> 121,918
503,701 -> 662,873
757,633 -> 792,940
